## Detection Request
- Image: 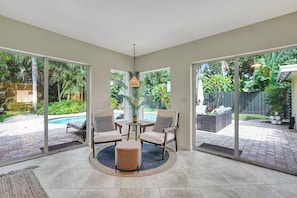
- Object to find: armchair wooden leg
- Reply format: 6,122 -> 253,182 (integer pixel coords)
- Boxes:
175,139 -> 178,151
162,147 -> 165,160
92,143 -> 95,158
162,142 -> 167,160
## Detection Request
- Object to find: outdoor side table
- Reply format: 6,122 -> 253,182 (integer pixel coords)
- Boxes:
126,122 -> 142,141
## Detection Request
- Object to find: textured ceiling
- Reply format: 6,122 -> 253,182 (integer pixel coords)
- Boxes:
1,0 -> 297,56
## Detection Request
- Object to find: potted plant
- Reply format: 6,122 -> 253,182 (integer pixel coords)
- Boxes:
122,83 -> 147,123
269,111 -> 275,121
264,82 -> 290,123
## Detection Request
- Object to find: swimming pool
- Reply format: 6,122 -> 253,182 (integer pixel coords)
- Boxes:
48,113 -> 156,124
48,116 -> 86,124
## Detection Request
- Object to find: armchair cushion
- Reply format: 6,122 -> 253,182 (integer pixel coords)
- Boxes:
95,115 -> 114,132
140,131 -> 175,144
93,131 -> 122,142
152,116 -> 173,132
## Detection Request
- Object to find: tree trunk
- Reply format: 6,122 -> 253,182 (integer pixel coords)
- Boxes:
31,57 -> 38,112
57,82 -> 61,102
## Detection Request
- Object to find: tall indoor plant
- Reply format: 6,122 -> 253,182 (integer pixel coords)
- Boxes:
122,83 -> 147,123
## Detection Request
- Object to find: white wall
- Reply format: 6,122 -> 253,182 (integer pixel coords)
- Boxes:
1,12 -> 297,151
0,15 -> 133,112
137,12 -> 297,150
292,75 -> 297,121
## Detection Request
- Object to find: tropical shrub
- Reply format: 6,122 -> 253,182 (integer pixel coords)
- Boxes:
36,100 -> 86,115
6,101 -> 33,113
264,82 -> 290,118
202,74 -> 233,109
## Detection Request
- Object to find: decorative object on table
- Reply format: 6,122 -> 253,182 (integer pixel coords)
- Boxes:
89,142 -> 176,177
91,109 -> 123,158
140,109 -> 179,160
0,166 -> 48,198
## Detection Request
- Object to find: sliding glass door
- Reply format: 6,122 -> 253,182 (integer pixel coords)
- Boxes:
193,59 -> 235,157
0,52 -> 45,162
192,46 -> 297,174
46,60 -> 87,152
0,49 -> 88,164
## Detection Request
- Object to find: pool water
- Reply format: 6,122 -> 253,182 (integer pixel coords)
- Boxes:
48,116 -> 86,124
48,113 -> 156,124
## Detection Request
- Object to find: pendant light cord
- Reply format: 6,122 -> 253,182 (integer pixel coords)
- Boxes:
133,43 -> 136,73
129,43 -> 140,87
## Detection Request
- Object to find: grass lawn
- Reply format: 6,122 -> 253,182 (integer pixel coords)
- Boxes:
235,113 -> 269,120
144,108 -> 158,113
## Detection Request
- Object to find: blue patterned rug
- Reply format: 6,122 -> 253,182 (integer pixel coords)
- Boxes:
97,143 -> 169,171
89,142 -> 177,176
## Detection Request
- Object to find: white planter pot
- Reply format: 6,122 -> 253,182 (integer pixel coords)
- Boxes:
271,120 -> 277,125
275,116 -> 281,121
277,120 -> 282,125
270,116 -> 275,120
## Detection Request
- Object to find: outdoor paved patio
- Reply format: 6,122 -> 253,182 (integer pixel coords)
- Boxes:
196,119 -> 297,174
0,128 -> 83,162
0,114 -> 84,162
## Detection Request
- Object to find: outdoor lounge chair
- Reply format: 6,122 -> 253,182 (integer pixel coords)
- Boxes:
66,120 -> 87,142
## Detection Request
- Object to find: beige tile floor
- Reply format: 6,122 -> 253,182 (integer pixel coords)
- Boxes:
1,146 -> 297,198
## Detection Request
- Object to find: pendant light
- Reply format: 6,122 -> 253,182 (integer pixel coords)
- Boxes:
129,44 -> 140,87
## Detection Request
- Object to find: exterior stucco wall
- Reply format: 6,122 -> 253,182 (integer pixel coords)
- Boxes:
291,75 -> 297,121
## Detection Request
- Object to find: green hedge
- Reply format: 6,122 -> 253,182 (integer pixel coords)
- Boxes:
37,100 -> 86,115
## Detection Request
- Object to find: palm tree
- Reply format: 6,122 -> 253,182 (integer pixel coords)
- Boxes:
31,57 -> 38,112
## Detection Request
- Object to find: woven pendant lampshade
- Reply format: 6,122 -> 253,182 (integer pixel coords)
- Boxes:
129,44 -> 140,87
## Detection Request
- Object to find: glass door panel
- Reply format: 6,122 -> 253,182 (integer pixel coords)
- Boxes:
238,50 -> 297,174
141,68 -> 170,121
0,52 -> 45,162
47,60 -> 87,151
194,59 -> 235,156
110,70 -> 128,120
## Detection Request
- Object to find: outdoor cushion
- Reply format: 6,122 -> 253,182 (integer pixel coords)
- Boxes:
95,115 -> 114,132
210,106 -> 232,115
196,105 -> 207,114
153,116 -> 173,132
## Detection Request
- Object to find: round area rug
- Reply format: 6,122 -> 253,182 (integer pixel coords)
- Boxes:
89,143 -> 177,177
